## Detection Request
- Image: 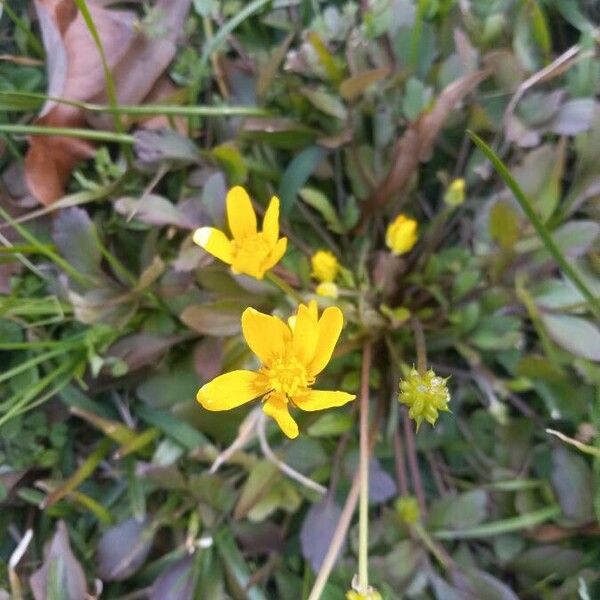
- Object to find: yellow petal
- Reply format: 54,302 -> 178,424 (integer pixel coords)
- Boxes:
292,302 -> 319,366
294,389 -> 355,411
197,370 -> 268,411
263,394 -> 299,438
260,236 -> 287,273
241,307 -> 290,366
262,196 -> 280,245
308,306 -> 343,376
226,186 -> 257,240
193,227 -> 233,264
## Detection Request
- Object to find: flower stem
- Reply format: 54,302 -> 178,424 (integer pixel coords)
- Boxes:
266,271 -> 304,304
307,472 -> 361,600
358,340 -> 372,592
410,316 -> 427,375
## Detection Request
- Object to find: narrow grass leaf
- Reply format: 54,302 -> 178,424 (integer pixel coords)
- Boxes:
469,131 -> 600,320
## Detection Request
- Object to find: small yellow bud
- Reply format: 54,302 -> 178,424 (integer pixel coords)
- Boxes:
316,281 -> 339,298
311,250 -> 339,282
395,495 -> 420,524
444,178 -> 466,207
346,588 -> 383,600
385,214 -> 418,256
399,368 -> 450,430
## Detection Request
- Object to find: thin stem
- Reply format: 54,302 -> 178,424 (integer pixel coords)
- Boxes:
265,271 -> 304,304
413,522 -> 452,570
307,473 -> 360,600
308,364 -> 381,600
0,124 -> 134,143
258,413 -> 327,496
410,316 -> 427,375
0,91 -> 267,117
403,410 -> 427,516
393,425 -> 409,496
358,340 -> 372,592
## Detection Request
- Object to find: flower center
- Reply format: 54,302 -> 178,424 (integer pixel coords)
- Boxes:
231,232 -> 272,273
261,356 -> 314,399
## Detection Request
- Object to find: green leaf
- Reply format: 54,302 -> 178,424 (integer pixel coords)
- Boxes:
278,146 -> 328,215
433,505 -> 561,539
234,461 -> 279,519
540,313 -> 600,362
298,187 -> 344,233
214,528 -> 268,600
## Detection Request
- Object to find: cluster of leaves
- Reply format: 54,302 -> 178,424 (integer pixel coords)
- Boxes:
1,0 -> 600,598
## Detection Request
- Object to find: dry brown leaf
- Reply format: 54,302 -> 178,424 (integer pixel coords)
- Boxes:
26,0 -> 191,205
361,69 -> 489,223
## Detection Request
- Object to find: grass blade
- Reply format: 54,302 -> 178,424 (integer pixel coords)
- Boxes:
469,130 -> 600,320
433,504 -> 561,539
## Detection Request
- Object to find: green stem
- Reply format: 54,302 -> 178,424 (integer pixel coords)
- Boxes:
0,124 -> 134,144
410,317 -> 427,375
413,522 -> 452,570
358,340 -> 372,592
265,271 -> 304,304
0,91 -> 269,117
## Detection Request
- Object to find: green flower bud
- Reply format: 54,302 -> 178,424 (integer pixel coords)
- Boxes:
443,178 -> 466,207
399,368 -> 450,430
395,495 -> 421,525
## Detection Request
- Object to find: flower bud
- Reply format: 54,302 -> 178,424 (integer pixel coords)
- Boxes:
311,250 -> 339,282
395,495 -> 420,524
316,281 -> 339,298
385,214 -> 418,256
399,368 -> 450,430
443,178 -> 466,207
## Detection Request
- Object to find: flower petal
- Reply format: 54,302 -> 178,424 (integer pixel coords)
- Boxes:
308,306 -> 344,376
263,394 -> 299,438
260,236 -> 287,273
292,302 -> 319,366
262,196 -> 280,245
294,389 -> 355,411
241,307 -> 290,366
197,370 -> 268,411
193,227 -> 233,264
226,186 -> 257,240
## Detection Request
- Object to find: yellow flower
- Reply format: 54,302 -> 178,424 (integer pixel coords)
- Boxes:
316,281 -> 339,298
444,177 -> 466,207
193,186 -> 287,280
196,301 -> 355,438
385,214 -> 418,256
399,368 -> 450,430
311,250 -> 339,282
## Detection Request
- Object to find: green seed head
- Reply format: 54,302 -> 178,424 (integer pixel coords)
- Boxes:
399,368 -> 450,430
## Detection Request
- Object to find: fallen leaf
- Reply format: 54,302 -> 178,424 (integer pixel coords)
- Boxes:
27,0 -> 192,205
29,521 -> 87,600
362,69 -> 489,223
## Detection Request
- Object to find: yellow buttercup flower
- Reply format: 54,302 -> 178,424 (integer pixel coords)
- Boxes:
311,250 -> 339,282
193,186 -> 287,280
399,368 -> 450,430
196,301 -> 355,438
316,281 -> 339,298
385,214 -> 418,256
